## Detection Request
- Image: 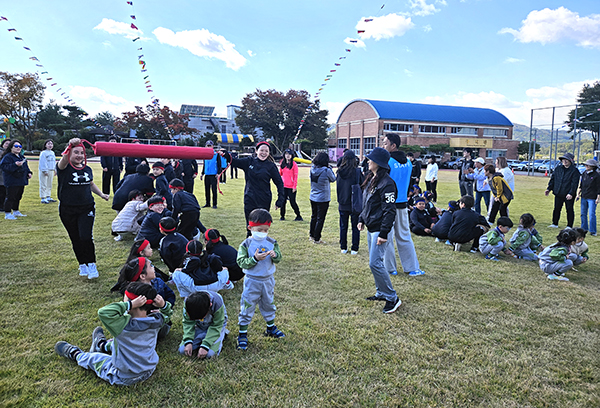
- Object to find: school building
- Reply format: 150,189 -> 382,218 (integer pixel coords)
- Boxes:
334,99 -> 518,160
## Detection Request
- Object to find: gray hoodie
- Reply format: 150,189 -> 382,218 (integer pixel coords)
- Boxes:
310,165 -> 336,202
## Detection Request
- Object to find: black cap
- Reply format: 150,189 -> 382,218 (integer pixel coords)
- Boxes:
366,147 -> 390,170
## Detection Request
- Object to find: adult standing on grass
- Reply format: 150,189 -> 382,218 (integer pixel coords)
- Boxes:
336,149 -> 363,254
222,141 -> 285,236
1,139 -> 32,220
381,133 -> 424,277
577,159 -> 600,236
545,152 -> 580,228
496,156 -> 515,195
38,139 -> 57,204
309,152 -> 336,244
57,138 -> 109,279
407,152 -> 421,189
458,148 -> 474,197
100,136 -> 123,195
201,140 -> 220,208
358,147 -> 402,314
424,156 -> 438,202
0,138 -> 11,213
471,158 -> 490,215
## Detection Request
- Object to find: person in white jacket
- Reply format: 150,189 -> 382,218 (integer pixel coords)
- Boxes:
111,190 -> 148,241
38,139 -> 57,203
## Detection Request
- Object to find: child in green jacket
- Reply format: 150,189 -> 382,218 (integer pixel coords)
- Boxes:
509,213 -> 544,261
539,228 -> 577,281
479,216 -> 514,261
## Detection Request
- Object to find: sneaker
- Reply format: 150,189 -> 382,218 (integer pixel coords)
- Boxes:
237,334 -> 248,350
203,204 -> 210,208
548,224 -> 559,228
470,248 -> 478,253
454,243 -> 462,252
350,250 -> 358,255
90,327 -> 106,353
445,240 -> 452,246
4,213 -> 17,220
313,239 -> 326,244
212,205 -> 217,209
591,233 -> 597,237
389,270 -> 398,276
78,264 -> 88,277
87,263 -> 99,279
435,238 -> 441,243
224,280 -> 234,290
279,216 -> 285,221
485,254 -> 500,261
309,236 -> 315,242
341,249 -> 348,254
13,211 -> 26,217
382,297 -> 402,314
41,198 -> 48,204
55,341 -> 82,361
407,269 -> 425,276
47,198 -> 57,202
294,216 -> 303,221
265,325 -> 285,338
547,274 -> 569,281
114,234 -> 123,242
366,295 -> 386,301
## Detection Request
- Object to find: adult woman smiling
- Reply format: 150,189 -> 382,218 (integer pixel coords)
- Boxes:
57,138 -> 109,279
0,139 -> 32,219
224,141 -> 284,234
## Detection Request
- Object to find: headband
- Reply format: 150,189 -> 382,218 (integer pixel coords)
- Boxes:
185,240 -> 202,256
205,229 -> 220,244
131,257 -> 147,282
256,141 -> 270,150
169,184 -> 184,190
159,224 -> 176,233
124,289 -> 154,305
148,198 -> 166,207
248,220 -> 272,227
137,239 -> 150,254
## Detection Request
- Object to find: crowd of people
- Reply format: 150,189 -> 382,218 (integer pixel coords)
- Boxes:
1,135 -> 597,387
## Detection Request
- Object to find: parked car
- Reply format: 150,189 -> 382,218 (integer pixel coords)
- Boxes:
440,156 -> 458,169
442,158 -> 462,170
532,160 -> 547,172
507,159 -> 521,169
420,154 -> 442,166
513,161 -> 532,171
538,160 -> 560,173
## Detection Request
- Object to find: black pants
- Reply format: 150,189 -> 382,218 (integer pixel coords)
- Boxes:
280,188 -> 301,218
178,210 -> 199,240
4,185 -> 25,212
425,180 -> 437,202
230,166 -> 238,178
220,171 -> 226,183
553,195 -> 575,227
59,204 -> 96,265
204,175 -> 218,206
450,226 -> 485,249
339,210 -> 360,251
310,200 -> 329,241
489,199 -> 510,224
411,225 -> 432,236
102,170 -> 120,195
0,185 -> 6,211
225,262 -> 244,281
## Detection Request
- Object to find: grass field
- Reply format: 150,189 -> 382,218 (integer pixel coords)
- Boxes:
1,162 -> 599,407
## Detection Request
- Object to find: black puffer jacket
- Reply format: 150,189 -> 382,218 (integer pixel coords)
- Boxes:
358,173 -> 397,237
547,163 -> 580,197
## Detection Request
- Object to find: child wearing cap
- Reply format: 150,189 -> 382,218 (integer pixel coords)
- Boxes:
111,189 -> 148,241
409,196 -> 435,236
158,216 -> 189,272
479,216 -> 514,261
54,282 -> 173,385
471,157 -> 491,215
180,291 -> 228,359
432,200 -> 459,242
136,195 -> 172,248
170,178 -> 201,240
236,208 -> 284,350
152,161 -> 172,210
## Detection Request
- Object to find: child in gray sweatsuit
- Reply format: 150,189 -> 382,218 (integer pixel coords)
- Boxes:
236,209 -> 284,351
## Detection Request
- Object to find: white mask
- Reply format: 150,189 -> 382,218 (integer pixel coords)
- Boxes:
575,241 -> 583,247
251,231 -> 268,240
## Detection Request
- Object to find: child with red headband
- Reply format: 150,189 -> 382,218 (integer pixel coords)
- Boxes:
136,195 -> 172,248
204,228 -> 244,282
236,208 -> 284,351
152,161 -> 172,210
169,178 -> 201,240
158,216 -> 189,272
55,282 -> 173,385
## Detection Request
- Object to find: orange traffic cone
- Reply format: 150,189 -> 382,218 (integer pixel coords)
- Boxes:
545,170 -> 548,177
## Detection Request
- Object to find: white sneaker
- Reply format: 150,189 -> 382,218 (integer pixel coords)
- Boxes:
4,213 -> 17,220
13,211 -> 26,217
548,224 -> 559,228
114,234 -> 123,242
224,280 -> 234,290
87,263 -> 99,279
351,250 -> 358,255
41,198 -> 48,204
78,264 -> 89,277
454,243 -> 462,252
435,238 -> 441,242
341,249 -> 348,254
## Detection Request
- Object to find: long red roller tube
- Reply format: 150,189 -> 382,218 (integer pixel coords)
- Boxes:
93,142 -> 215,160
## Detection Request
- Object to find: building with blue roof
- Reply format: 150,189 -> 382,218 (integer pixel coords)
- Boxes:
335,99 -> 518,160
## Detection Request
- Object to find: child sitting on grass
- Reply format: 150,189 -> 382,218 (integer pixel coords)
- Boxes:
236,208 -> 284,351
136,195 -> 172,248
508,213 -> 544,261
410,196 -> 435,236
152,161 -> 173,210
569,227 -> 589,267
171,240 -> 233,298
204,228 -> 244,282
111,189 -> 148,242
479,216 -> 514,261
447,195 -> 489,252
159,216 -> 189,272
125,239 -> 170,282
54,282 -> 173,385
432,200 -> 459,242
169,178 -> 200,240
539,228 -> 577,281
179,291 -> 228,359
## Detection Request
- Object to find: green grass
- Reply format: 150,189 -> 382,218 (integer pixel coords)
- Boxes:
1,162 -> 599,407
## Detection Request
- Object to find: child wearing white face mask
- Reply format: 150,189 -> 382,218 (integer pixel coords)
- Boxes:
236,208 -> 284,351
569,227 -> 589,266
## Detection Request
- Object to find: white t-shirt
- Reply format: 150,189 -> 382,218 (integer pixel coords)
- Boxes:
425,163 -> 438,182
499,167 -> 515,192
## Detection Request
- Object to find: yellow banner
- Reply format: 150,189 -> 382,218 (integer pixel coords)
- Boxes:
449,138 -> 494,148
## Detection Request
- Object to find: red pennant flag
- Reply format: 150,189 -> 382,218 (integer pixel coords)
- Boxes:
357,30 -> 365,34
51,83 -> 57,86
330,70 -> 336,72
8,28 -> 16,32
345,49 -> 351,52
365,18 -> 373,22
131,23 -> 138,30
127,1 -> 133,4
131,15 -> 136,20
0,17 -> 7,21
334,63 -> 340,66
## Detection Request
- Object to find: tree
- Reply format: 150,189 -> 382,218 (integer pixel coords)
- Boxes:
235,89 -> 328,153
566,81 -> 600,151
94,111 -> 116,127
0,72 -> 45,149
114,102 -> 198,140
426,143 -> 453,154
517,141 -> 540,159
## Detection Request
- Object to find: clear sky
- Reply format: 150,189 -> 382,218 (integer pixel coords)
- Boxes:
2,0 -> 599,128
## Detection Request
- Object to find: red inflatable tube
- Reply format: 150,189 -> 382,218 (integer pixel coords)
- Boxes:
93,141 -> 215,160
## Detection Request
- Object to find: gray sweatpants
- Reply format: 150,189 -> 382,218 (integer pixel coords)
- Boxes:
540,260 -> 573,276
238,275 -> 276,326
479,240 -> 505,256
385,207 -> 420,273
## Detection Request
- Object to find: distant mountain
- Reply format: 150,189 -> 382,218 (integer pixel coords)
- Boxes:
512,123 -> 592,147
